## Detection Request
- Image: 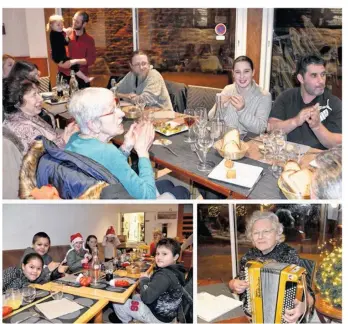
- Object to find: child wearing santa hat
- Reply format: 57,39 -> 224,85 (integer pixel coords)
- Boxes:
64,233 -> 92,273
102,226 -> 121,262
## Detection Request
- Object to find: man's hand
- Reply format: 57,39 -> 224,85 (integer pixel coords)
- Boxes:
306,103 -> 321,130
294,107 -> 312,127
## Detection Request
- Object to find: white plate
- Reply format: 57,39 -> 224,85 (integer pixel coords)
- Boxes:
109,278 -> 136,287
41,92 -> 53,98
208,159 -> 263,188
155,121 -> 188,136
44,99 -> 68,105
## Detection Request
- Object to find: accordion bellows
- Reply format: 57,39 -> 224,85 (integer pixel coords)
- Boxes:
245,260 -> 307,324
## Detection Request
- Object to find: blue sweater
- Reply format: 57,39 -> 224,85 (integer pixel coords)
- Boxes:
66,133 -> 156,199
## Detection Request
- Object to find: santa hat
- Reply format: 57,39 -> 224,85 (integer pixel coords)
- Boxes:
106,226 -> 116,238
70,233 -> 84,246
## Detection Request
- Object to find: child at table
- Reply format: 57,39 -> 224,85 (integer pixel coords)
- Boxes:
20,232 -> 65,283
113,238 -> 186,323
3,253 -> 44,293
46,14 -> 92,84
102,226 -> 121,262
64,233 -> 92,273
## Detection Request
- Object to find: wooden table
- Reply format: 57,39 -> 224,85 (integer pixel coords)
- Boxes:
3,293 -> 109,323
315,293 -> 342,323
32,263 -> 154,304
113,120 -> 321,199
197,280 -> 249,323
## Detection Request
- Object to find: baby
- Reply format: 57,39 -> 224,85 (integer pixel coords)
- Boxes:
46,14 -> 92,83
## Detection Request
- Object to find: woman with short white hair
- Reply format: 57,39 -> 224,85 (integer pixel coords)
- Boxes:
66,87 -> 189,200
229,211 -> 314,323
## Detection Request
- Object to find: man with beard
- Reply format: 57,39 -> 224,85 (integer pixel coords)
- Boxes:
116,50 -> 173,110
268,55 -> 341,149
58,11 -> 96,89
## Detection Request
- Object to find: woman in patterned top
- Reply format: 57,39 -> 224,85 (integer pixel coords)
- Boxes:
3,253 -> 43,293
229,211 -> 314,323
3,78 -> 78,156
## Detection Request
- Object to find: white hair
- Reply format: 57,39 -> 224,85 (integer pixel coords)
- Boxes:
68,87 -> 114,134
245,211 -> 284,243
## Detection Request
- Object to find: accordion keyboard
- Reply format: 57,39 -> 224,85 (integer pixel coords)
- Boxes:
281,282 -> 297,323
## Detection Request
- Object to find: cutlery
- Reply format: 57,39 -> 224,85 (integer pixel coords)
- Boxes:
162,145 -> 179,157
190,144 -> 203,163
246,171 -> 264,198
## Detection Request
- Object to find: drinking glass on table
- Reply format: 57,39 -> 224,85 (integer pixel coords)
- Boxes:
183,109 -> 196,143
62,79 -> 69,99
259,127 -> 269,162
271,131 -> 287,177
5,289 -> 23,310
51,282 -> 64,300
196,125 -> 215,172
211,119 -> 225,142
194,107 -> 208,130
22,287 -> 36,304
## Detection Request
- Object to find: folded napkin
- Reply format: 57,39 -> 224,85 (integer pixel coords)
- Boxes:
197,292 -> 243,322
35,298 -> 84,320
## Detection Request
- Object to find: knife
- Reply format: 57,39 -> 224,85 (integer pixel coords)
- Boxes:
163,146 -> 179,157
246,171 -> 264,198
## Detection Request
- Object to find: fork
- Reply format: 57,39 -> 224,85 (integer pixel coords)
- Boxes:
162,145 -> 179,157
190,144 -> 203,163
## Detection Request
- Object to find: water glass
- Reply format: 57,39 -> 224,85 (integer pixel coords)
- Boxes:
184,109 -> 196,143
194,107 -> 208,130
22,287 -> 36,304
196,125 -> 215,172
5,289 -> 23,310
51,282 -> 64,300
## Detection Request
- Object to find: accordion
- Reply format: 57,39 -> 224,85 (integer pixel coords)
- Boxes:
244,260 -> 307,324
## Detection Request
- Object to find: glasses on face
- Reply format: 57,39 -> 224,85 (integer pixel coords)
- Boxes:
132,62 -> 149,68
99,107 -> 116,118
252,228 -> 275,238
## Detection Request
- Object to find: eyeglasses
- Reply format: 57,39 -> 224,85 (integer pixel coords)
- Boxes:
252,228 -> 275,238
132,62 -> 149,68
99,107 -> 116,118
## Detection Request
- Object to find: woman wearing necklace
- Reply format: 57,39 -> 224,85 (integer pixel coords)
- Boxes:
3,78 -> 78,155
229,211 -> 314,323
208,55 -> 272,135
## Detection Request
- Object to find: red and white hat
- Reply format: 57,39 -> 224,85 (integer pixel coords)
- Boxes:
70,233 -> 84,245
106,226 -> 116,238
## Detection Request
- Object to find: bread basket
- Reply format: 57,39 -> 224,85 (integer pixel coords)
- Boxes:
277,177 -> 310,200
213,139 -> 249,160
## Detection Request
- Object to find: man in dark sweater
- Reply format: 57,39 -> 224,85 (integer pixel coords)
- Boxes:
269,54 -> 342,150
113,238 -> 186,323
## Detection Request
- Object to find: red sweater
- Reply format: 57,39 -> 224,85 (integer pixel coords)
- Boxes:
58,30 -> 96,77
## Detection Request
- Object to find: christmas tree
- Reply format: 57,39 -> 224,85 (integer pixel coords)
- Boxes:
315,244 -> 342,308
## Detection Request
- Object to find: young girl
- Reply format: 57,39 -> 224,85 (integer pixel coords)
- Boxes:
3,253 -> 43,293
46,15 -> 92,84
20,232 -> 65,283
85,234 -> 98,255
64,233 -> 92,273
102,226 -> 121,262
149,229 -> 162,256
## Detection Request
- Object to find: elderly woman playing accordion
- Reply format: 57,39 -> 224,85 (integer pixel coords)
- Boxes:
229,211 -> 315,323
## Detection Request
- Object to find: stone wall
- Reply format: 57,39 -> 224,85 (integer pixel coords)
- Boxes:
62,8 -> 235,76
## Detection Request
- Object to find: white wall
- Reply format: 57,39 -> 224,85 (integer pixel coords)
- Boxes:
2,8 -> 47,57
3,204 -> 180,250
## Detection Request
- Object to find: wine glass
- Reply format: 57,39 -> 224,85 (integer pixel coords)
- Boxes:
51,282 -> 64,300
194,107 -> 208,130
211,119 -> 225,142
184,109 -> 196,143
271,131 -> 287,177
22,287 -> 36,304
196,125 -> 215,172
5,289 -> 23,310
259,127 -> 269,162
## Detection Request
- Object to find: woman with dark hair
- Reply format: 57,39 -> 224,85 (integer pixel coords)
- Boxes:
208,55 -> 272,134
6,60 -> 40,81
85,235 -> 98,254
3,78 -> 78,155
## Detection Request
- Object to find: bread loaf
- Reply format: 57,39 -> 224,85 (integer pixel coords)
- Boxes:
223,141 -> 240,154
223,129 -> 240,149
283,160 -> 301,172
